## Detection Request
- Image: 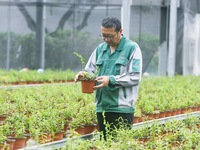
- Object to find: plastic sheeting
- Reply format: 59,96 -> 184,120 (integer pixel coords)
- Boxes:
193,14 -> 200,75
183,7 -> 200,75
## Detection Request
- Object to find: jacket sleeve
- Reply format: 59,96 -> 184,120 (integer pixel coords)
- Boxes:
84,48 -> 97,74
109,46 -> 143,87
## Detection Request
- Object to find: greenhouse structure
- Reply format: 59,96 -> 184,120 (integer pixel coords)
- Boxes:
0,0 -> 199,76
0,0 -> 199,150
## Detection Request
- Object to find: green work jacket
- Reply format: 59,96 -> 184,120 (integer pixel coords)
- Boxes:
85,36 -> 142,114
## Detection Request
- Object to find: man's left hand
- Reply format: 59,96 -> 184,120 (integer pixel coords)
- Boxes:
94,76 -> 109,90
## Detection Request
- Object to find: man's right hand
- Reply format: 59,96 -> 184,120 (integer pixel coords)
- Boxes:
74,71 -> 85,82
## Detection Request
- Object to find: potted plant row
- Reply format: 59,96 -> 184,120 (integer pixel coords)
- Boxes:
0,75 -> 199,149
0,83 -> 97,149
0,69 -> 76,85
64,116 -> 200,149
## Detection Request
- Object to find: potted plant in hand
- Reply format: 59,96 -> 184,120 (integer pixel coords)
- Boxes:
73,52 -> 97,94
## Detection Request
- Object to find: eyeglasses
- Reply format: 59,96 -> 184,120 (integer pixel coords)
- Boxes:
99,32 -> 118,40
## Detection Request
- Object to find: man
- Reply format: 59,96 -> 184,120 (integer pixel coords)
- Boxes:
75,16 -> 142,140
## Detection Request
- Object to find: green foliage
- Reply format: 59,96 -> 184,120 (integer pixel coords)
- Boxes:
69,103 -> 96,129
132,33 -> 159,74
5,112 -> 27,138
73,52 -> 85,70
137,75 -> 200,114
0,30 -> 101,70
73,52 -> 98,80
81,72 -> 97,81
0,69 -> 76,84
0,75 -> 199,148
65,116 -> 200,149
0,126 -> 7,144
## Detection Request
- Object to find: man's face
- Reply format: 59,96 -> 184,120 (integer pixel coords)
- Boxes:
100,27 -> 122,47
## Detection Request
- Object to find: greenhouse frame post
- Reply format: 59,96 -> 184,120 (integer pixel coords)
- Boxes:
36,0 -> 46,70
121,0 -> 131,39
6,0 -> 11,70
41,0 -> 46,69
168,0 -> 179,76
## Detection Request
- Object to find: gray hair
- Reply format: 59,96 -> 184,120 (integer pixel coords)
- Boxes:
101,17 -> 121,32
